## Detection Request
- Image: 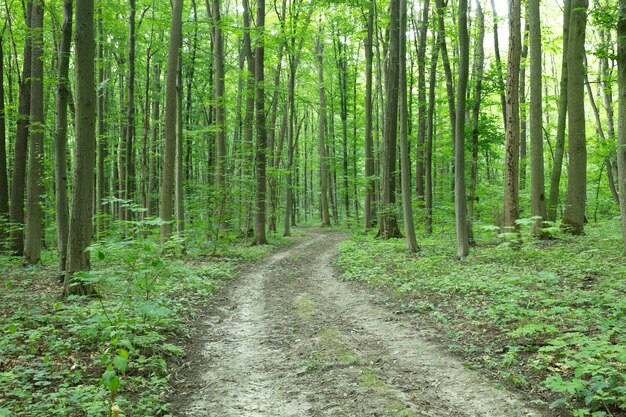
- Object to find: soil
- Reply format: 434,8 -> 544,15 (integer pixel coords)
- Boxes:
170,230 -> 546,417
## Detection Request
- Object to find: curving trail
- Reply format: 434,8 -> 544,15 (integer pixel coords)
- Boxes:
173,231 -> 544,417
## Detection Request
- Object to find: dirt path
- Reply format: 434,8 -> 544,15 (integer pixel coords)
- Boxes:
173,231 -> 545,417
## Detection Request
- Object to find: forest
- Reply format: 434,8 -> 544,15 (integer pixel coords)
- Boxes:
1,0 -> 626,415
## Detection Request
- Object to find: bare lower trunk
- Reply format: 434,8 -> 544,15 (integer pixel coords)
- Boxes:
54,0 -> 72,273
9,1 -> 32,255
399,0 -> 418,252
63,0 -> 97,297
562,0 -> 588,234
23,1 -> 44,264
547,0 -> 570,222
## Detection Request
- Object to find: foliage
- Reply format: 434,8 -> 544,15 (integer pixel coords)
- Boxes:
0,229 -> 290,416
335,221 -> 626,416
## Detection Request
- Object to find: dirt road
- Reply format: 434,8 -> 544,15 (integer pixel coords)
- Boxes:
173,231 -> 544,417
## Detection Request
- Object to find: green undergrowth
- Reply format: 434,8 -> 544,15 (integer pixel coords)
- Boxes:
336,220 -> 626,417
0,228 -> 293,417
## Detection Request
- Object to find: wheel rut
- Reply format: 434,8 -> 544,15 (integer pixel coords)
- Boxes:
174,231 -> 545,417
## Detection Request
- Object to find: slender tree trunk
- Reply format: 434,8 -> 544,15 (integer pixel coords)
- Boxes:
159,0 -> 183,242
399,0 -> 418,252
503,0 -> 521,235
96,7 -> 107,230
175,50 -> 184,237
241,0 -> 254,236
23,0 -> 44,264
616,0 -> 626,254
317,32 -> 331,227
54,0 -> 72,274
147,64 -> 160,216
519,23 -> 528,190
529,0 -> 547,236
364,3 -> 375,229
254,0 -> 268,244
425,33 -> 440,235
468,0 -> 484,244
584,54 -> 620,205
124,0 -> 136,221
547,0 -> 570,222
141,40 -> 152,220
490,0 -> 507,127
9,1 -> 32,255
378,0 -> 402,239
455,0 -> 470,257
415,0 -> 430,202
0,36 -> 8,235
562,0 -> 588,234
63,0 -> 96,296
213,0 -> 227,232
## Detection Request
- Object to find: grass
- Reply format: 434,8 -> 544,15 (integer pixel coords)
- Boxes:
335,219 -> 626,417
0,228 -> 293,417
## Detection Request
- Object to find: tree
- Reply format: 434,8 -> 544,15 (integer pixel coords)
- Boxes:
562,0 -> 588,234
23,0 -> 44,265
317,30 -> 331,228
213,0 -> 227,231
10,1 -> 32,255
63,0 -> 97,296
529,0 -> 546,236
0,35 -> 8,236
254,0 -> 268,245
54,0 -> 73,274
399,0 -> 418,252
414,0 -> 430,202
503,0 -> 521,236
454,0 -> 470,257
468,0 -> 485,244
547,0 -> 571,222
363,2 -> 375,229
617,0 -> 626,254
378,0 -> 402,239
160,0 -> 184,242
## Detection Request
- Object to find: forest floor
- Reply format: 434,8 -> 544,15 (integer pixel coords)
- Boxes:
170,230 -> 544,417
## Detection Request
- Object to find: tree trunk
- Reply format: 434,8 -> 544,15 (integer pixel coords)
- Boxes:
254,0 -> 268,244
96,7 -> 107,230
23,0 -> 44,264
159,0 -> 184,242
175,50 -> 184,237
616,0 -> 626,254
503,0 -> 521,235
425,33 -> 440,235
468,0 -> 484,244
147,64 -> 160,216
415,0 -> 430,202
519,23 -> 528,191
317,32 -> 331,227
490,0 -> 507,127
63,0 -> 96,296
9,0 -> 32,255
54,0 -> 72,274
241,0 -> 254,237
454,0 -> 470,257
213,0 -> 227,232
0,36 -> 8,236
378,0 -> 402,239
399,0 -> 418,252
547,0 -> 570,222
529,0 -> 547,236
124,0 -> 137,221
364,3 -> 375,229
562,0 -> 588,234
